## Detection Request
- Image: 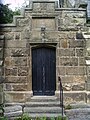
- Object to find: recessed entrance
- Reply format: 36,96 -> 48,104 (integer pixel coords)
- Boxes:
32,46 -> 56,96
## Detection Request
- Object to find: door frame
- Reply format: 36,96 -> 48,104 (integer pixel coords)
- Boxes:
29,43 -> 57,96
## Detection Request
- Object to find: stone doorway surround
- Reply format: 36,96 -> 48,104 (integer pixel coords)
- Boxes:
29,43 -> 57,97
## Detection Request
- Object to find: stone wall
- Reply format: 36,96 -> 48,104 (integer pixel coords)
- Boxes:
83,26 -> 90,103
0,34 -> 5,104
0,0 -> 90,104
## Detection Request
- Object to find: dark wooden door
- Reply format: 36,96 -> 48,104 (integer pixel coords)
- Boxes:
32,47 -> 56,95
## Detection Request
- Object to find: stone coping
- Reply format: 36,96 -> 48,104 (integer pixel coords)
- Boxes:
0,5 -> 86,28
69,103 -> 90,109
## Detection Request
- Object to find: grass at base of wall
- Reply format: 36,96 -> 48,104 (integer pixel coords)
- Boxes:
0,117 -> 8,120
0,114 -> 68,120
14,114 -> 67,120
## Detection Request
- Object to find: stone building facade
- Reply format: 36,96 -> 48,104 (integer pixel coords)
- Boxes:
0,0 -> 90,105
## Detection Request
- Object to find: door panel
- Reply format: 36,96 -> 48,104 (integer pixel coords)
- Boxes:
32,47 -> 56,95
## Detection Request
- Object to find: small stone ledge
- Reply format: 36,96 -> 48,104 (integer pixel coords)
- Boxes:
70,103 -> 90,109
82,33 -> 90,39
4,106 -> 23,118
4,105 -> 22,118
65,108 -> 90,120
66,108 -> 90,113
4,102 -> 25,107
86,24 -> 90,27
4,105 -> 22,113
32,0 -> 55,3
55,8 -> 86,11
0,24 -> 16,27
23,8 -> 32,11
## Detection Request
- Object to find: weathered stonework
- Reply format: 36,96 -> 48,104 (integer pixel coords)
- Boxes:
0,0 -> 90,105
0,34 -> 5,104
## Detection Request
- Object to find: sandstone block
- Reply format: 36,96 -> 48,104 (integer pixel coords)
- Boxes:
87,93 -> 90,103
62,83 -> 85,91
66,67 -> 78,75
60,76 -> 74,83
4,92 -> 25,102
59,48 -> 75,56
0,84 -> 3,92
4,105 -> 22,118
86,83 -> 90,91
60,39 -> 69,48
21,28 -> 31,39
32,18 -> 55,30
4,105 -> 22,113
5,57 -> 28,66
33,2 -> 55,12
4,111 -> 22,118
5,40 -> 27,48
14,57 -> 27,66
87,67 -> 90,75
5,48 -> 28,57
4,84 -> 12,91
18,67 -> 28,76
57,67 -> 65,75
58,32 -> 68,39
5,57 -> 12,66
12,84 -> 27,91
1,27 -> 12,32
66,108 -> 90,120
5,67 -> 17,76
0,93 -> 3,104
0,40 -> 4,47
60,57 -> 78,66
63,92 -> 86,104
17,18 -> 30,27
5,33 -> 14,40
78,67 -> 86,75
79,57 -> 85,66
11,48 -> 28,57
0,48 -> 3,59
72,83 -> 85,91
0,67 -> 3,76
69,40 -> 85,48
56,56 -> 59,66
5,77 -> 27,83
76,48 -> 84,57
15,32 -> 21,40
61,76 -> 86,84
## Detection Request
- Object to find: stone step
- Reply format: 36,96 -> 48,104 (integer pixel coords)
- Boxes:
7,113 -> 67,120
4,105 -> 22,118
66,108 -> 90,120
24,107 -> 62,113
25,101 -> 60,107
26,113 -> 66,118
4,105 -> 22,113
30,96 -> 58,102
